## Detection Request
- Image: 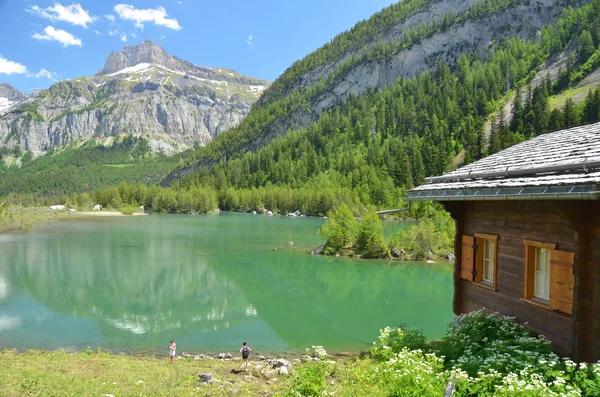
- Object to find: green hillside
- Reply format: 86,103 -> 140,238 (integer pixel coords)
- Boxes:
0,136 -> 184,197
167,0 -> 600,215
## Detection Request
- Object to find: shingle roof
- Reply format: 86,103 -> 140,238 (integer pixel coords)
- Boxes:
408,122 -> 600,200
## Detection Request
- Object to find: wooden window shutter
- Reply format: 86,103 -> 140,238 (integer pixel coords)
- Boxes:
461,235 -> 475,281
549,250 -> 575,315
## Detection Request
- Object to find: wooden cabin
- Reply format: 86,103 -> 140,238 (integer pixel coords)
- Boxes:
407,122 -> 600,362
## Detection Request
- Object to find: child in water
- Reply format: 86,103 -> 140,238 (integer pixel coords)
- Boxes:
169,340 -> 176,363
240,342 -> 252,370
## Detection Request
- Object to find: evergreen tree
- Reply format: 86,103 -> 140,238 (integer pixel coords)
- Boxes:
579,30 -> 596,62
356,207 -> 387,258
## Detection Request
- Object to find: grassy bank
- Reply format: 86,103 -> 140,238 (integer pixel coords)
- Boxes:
2,312 -> 600,396
0,349 -> 295,396
0,206 -> 78,234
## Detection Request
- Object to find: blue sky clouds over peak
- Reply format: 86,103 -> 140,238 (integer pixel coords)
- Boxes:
0,0 -> 395,93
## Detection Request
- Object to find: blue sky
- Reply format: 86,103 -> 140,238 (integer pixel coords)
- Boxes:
0,0 -> 396,93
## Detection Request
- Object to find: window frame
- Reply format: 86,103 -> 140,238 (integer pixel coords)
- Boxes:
523,240 -> 557,309
474,233 -> 499,290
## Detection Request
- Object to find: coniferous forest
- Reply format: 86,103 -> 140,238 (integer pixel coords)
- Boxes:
2,0 -> 600,218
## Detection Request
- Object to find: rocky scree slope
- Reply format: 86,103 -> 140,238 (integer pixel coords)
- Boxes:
169,0 -> 588,181
0,41 -> 269,155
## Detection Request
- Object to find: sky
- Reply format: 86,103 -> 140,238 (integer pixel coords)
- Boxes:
0,0 -> 397,94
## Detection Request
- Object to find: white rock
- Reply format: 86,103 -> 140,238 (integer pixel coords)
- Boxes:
276,366 -> 289,376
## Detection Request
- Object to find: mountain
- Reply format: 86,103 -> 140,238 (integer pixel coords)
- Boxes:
169,0 -> 589,181
159,0 -> 600,216
0,41 -> 269,155
0,84 -> 27,114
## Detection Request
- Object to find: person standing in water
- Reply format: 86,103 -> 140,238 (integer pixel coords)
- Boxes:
169,340 -> 176,363
240,342 -> 252,370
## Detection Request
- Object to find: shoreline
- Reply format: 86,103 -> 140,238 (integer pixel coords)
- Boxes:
72,211 -> 148,217
2,345 -> 357,361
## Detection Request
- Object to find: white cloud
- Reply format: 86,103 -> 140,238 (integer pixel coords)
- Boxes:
159,34 -> 165,41
106,14 -> 115,22
131,32 -> 137,38
31,68 -> 56,79
248,34 -> 253,46
0,56 -> 28,75
93,29 -> 103,35
32,26 -> 82,47
108,29 -> 119,36
27,3 -> 95,28
121,34 -> 127,42
114,4 -> 182,30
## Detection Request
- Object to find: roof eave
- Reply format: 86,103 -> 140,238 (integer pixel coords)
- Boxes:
407,184 -> 600,202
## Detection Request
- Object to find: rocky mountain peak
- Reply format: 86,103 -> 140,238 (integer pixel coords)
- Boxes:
96,41 -> 177,76
0,83 -> 26,100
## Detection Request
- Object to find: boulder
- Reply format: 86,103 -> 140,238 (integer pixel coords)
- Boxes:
287,213 -> 297,217
426,259 -> 436,264
257,355 -> 267,361
252,211 -> 257,215
391,248 -> 402,258
225,353 -> 233,359
427,250 -> 434,259
274,358 -> 290,368
446,253 -> 456,261
93,204 -> 103,211
218,353 -> 226,359
311,244 -> 324,255
294,211 -> 301,216
49,205 -> 65,210
264,368 -> 277,378
253,364 -> 264,372
276,366 -> 289,376
198,373 -> 213,384
69,208 -> 77,212
266,210 -> 273,216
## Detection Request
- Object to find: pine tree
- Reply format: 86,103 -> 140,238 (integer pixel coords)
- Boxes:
563,98 -> 579,128
510,91 -> 523,132
579,30 -> 596,62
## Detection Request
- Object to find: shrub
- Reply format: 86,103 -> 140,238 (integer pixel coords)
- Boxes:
318,203 -> 358,254
287,361 -> 330,397
371,326 -> 430,361
305,346 -> 328,361
355,206 -> 387,258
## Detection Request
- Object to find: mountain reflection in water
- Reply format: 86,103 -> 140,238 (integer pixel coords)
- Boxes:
0,213 -> 453,354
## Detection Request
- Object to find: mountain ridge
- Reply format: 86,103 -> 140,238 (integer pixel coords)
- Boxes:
0,41 -> 269,155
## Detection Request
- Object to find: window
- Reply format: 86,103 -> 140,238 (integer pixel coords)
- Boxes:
482,239 -> 495,284
533,248 -> 550,301
460,233 -> 498,290
523,240 -> 574,315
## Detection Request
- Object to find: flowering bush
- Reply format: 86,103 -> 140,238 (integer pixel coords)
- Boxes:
379,348 -> 447,396
290,312 -> 600,396
305,345 -> 328,361
370,325 -> 429,361
435,309 -> 557,376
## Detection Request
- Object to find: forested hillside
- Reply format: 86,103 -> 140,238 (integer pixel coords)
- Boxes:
3,0 -> 600,219
0,136 -> 184,196
163,0 -> 600,215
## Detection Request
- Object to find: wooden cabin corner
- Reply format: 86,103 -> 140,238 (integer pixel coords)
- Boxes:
408,122 -> 600,362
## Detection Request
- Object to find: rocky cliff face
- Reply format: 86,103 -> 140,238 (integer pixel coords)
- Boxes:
0,41 -> 269,154
249,0 -> 588,150
0,84 -> 27,114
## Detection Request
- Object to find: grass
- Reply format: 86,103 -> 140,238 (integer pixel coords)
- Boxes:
0,206 -> 77,234
0,349 -> 296,396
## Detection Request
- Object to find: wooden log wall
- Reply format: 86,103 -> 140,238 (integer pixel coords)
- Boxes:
444,200 -> 600,361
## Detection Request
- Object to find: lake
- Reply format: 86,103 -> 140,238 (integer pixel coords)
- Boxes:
0,212 -> 453,356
